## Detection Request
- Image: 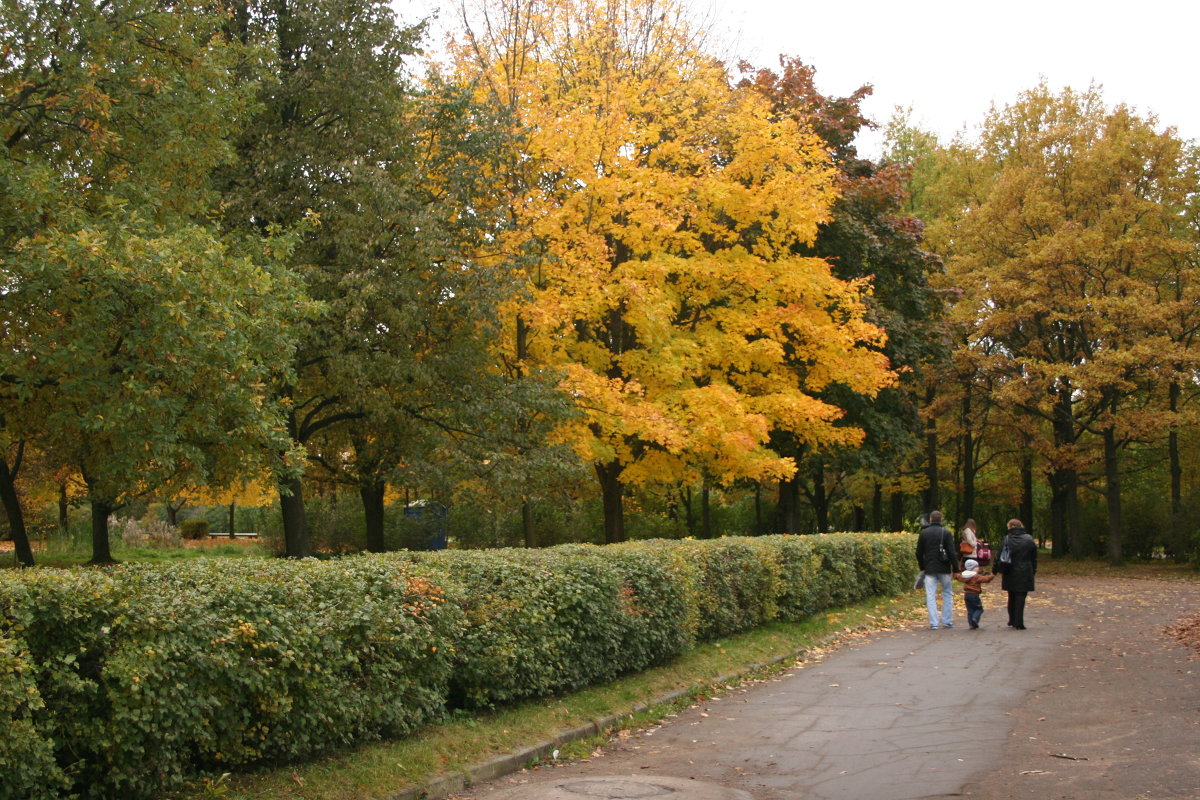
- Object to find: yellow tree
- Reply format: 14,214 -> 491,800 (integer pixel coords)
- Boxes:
452,0 -> 893,542
946,84 -> 1198,563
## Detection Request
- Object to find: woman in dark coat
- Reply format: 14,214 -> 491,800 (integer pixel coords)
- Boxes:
996,518 -> 1037,629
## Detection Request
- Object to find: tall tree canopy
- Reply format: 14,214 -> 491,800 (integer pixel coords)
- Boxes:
739,57 -> 943,533
1,0 -> 303,563
934,84 -> 1200,562
218,0 -> 526,556
452,0 -> 895,542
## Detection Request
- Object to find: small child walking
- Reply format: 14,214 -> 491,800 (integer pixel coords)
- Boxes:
954,559 -> 995,629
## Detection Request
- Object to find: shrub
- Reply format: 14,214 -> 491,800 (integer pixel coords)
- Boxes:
179,519 -> 210,540
0,634 -> 70,800
115,517 -> 181,548
401,545 -> 692,708
0,559 -> 456,800
0,531 -> 911,799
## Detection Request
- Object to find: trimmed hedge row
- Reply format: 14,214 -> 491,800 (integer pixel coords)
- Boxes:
0,533 -> 912,800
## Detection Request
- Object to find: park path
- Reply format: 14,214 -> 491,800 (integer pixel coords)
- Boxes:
447,574 -> 1200,800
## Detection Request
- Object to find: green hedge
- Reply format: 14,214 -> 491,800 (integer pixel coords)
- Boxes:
401,544 -> 695,708
0,533 -> 911,800
0,560 -> 456,800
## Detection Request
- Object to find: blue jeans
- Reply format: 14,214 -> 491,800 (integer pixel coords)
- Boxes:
923,572 -> 953,627
965,593 -> 983,627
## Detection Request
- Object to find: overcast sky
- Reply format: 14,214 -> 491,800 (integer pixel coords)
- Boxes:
397,0 -> 1199,159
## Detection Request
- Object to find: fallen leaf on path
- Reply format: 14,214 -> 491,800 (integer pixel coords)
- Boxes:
1166,613 -> 1200,655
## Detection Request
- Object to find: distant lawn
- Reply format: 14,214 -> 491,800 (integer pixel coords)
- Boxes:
0,536 -> 271,569
1039,556 -> 1198,581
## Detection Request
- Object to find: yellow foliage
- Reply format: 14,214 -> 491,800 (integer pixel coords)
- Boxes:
183,478 -> 277,507
453,0 -> 894,487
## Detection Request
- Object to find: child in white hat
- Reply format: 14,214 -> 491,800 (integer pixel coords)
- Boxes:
954,558 -> 995,629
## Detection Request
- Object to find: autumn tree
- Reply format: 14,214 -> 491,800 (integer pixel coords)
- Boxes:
452,0 -> 894,543
1159,152 -> 1200,547
943,84 -> 1199,563
738,57 -> 943,533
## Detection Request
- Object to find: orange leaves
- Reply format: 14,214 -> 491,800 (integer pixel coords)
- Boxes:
1165,613 -> 1200,655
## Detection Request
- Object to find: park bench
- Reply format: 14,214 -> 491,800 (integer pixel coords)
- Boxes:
206,531 -> 259,539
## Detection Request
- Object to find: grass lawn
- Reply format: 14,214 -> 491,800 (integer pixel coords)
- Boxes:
0,536 -> 270,569
1038,555 -> 1199,581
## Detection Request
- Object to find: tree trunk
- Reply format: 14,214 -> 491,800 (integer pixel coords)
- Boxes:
1066,470 -> 1081,557
522,498 -> 537,548
923,385 -> 940,514
889,491 -> 904,531
1049,388 -> 1077,557
778,476 -> 800,534
1020,444 -> 1035,544
1048,466 -> 1082,558
360,480 -> 386,553
872,483 -> 883,532
1103,418 -> 1124,566
1169,380 -> 1182,515
0,457 -> 34,567
812,459 -> 829,532
754,484 -> 762,536
960,387 -> 976,522
279,476 -> 311,557
684,486 -> 696,536
852,505 -> 865,532
228,501 -> 237,539
89,496 -> 116,565
58,482 -> 69,533
596,460 -> 625,544
1049,469 -> 1066,556
700,483 -> 712,538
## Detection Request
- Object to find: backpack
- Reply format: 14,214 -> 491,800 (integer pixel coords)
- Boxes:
998,541 -> 1012,566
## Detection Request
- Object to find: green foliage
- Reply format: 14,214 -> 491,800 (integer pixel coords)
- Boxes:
397,533 -> 909,708
215,0 -> 532,557
0,0 -> 307,563
405,545 -> 693,708
0,560 -> 457,799
666,538 -> 784,640
0,634 -> 68,800
180,520 -> 211,541
0,532 -> 909,797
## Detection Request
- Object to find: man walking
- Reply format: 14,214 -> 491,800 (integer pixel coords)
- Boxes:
916,510 -> 956,629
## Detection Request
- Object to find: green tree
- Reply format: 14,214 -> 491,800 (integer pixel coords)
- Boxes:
218,1 -> 528,556
1,0 -> 302,563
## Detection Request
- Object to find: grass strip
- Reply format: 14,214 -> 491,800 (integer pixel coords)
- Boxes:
1038,557 -> 1199,581
183,592 -> 925,800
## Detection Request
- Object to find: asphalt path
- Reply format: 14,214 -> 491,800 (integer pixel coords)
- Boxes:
448,574 -> 1200,800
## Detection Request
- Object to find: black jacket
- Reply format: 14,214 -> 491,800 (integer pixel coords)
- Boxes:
915,524 -> 956,575
997,528 -> 1037,592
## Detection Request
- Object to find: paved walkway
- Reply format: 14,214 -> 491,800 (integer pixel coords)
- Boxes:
448,575 -> 1200,800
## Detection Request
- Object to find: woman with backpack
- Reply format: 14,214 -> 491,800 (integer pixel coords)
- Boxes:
995,518 -> 1037,629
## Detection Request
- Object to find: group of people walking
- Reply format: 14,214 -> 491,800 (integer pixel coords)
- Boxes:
915,511 -> 1038,630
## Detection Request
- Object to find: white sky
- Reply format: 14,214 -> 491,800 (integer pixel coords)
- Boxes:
396,0 -> 1200,159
